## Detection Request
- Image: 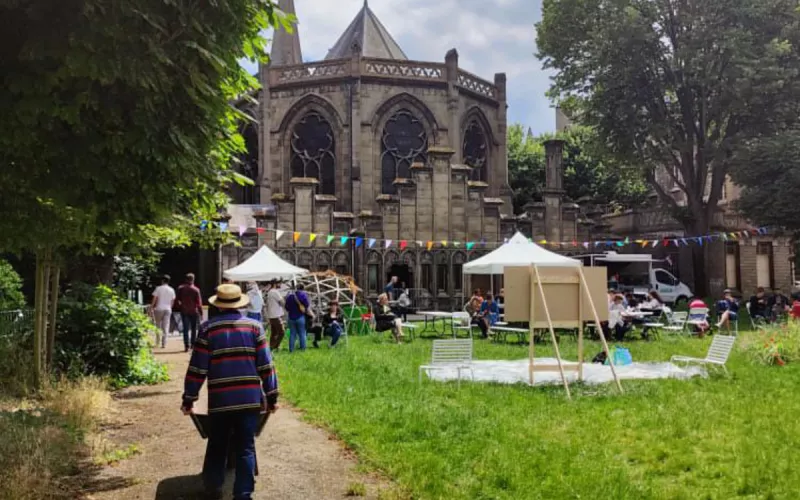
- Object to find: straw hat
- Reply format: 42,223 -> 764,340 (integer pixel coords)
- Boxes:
209,284 -> 250,309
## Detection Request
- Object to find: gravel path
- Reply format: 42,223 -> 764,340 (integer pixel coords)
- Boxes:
85,337 -> 387,499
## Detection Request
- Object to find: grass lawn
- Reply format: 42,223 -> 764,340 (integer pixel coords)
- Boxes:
277,325 -> 800,499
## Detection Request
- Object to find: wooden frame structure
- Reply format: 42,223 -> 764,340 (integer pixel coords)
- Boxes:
504,264 -> 623,399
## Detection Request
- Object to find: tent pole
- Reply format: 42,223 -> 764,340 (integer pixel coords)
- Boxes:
578,266 -> 623,393
528,264 -> 536,386
532,265 -> 571,400
578,276 -> 584,381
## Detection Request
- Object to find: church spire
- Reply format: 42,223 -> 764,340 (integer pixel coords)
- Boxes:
270,0 -> 303,66
325,1 -> 407,60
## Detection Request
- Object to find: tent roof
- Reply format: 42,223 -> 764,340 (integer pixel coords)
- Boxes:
223,245 -> 308,281
463,232 -> 580,275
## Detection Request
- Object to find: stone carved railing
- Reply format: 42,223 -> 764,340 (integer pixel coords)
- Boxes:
456,70 -> 498,99
273,59 -> 350,84
269,58 -> 499,103
363,58 -> 445,81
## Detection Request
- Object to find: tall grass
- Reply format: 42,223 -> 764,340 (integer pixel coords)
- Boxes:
278,332 -> 800,499
0,377 -> 109,500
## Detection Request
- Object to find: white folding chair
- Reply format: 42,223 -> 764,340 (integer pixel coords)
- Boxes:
662,311 -> 689,334
671,335 -> 736,375
452,311 -> 474,338
419,339 -> 474,387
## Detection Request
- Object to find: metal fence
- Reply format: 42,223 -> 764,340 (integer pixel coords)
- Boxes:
0,308 -> 34,338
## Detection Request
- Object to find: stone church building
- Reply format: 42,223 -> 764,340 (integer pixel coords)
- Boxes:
220,0 -> 584,307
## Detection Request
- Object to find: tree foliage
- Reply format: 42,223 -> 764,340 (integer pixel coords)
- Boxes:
0,259 -> 26,311
730,126 -> 800,232
0,0 -> 291,257
508,124 -> 648,214
537,0 -> 800,292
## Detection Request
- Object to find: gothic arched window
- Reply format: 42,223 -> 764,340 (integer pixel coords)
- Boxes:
462,119 -> 488,182
290,111 -> 336,195
233,122 -> 259,204
380,109 -> 428,194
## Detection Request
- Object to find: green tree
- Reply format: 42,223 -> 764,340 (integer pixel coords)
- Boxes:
730,127 -> 800,232
0,260 -> 26,311
537,0 -> 800,295
0,0 -> 291,385
507,124 -> 647,214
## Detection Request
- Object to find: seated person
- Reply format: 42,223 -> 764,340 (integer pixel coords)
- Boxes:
716,289 -> 739,330
687,297 -> 710,335
748,287 -> 769,321
375,293 -> 404,343
466,289 -> 483,316
636,291 -> 664,339
603,294 -> 630,341
473,292 -> 499,339
790,296 -> 800,320
624,293 -> 638,309
768,288 -> 791,321
306,305 -> 324,349
313,300 -> 344,348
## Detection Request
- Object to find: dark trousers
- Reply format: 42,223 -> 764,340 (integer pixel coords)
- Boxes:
181,313 -> 199,348
268,318 -> 285,350
472,316 -> 489,338
202,411 -> 259,500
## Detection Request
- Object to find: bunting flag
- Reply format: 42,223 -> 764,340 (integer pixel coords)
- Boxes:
209,225 -> 772,251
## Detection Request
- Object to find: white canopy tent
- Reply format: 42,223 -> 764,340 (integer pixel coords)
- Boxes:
461,231 -> 620,398
463,232 -> 580,275
223,245 -> 308,282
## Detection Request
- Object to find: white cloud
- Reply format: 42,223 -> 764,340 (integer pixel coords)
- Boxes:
253,0 -> 555,134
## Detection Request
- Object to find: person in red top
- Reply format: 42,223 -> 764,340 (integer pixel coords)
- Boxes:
177,273 -> 203,352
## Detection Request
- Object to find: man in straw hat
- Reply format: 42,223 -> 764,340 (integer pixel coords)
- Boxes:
181,283 -> 279,500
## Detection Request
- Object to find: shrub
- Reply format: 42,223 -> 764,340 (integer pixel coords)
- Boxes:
56,284 -> 168,388
0,259 -> 25,311
743,322 -> 800,366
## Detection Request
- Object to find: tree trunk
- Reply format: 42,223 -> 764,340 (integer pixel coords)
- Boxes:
687,217 -> 710,298
33,252 -> 44,389
46,264 -> 60,369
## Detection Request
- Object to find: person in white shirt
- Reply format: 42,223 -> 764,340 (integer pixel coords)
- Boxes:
245,282 -> 265,322
265,280 -> 286,350
606,294 -> 629,341
150,275 -> 176,348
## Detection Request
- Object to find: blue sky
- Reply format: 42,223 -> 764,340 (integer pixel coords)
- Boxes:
241,0 -> 556,135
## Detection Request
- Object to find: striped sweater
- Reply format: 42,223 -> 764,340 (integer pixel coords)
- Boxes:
182,312 -> 278,413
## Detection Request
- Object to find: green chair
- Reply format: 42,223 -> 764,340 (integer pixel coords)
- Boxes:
343,305 -> 372,336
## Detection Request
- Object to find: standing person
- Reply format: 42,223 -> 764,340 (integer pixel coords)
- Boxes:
181,283 -> 278,500
265,281 -> 286,351
176,273 -> 203,352
246,282 -> 264,322
150,275 -> 175,349
285,284 -> 311,352
384,276 -> 398,300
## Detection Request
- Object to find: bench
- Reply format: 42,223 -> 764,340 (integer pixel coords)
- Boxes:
491,326 -> 528,344
419,339 -> 474,387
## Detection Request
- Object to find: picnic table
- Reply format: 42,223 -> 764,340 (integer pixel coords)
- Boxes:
417,311 -> 457,337
491,325 -> 529,344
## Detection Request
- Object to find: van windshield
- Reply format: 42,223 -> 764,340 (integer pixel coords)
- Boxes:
605,261 -> 650,287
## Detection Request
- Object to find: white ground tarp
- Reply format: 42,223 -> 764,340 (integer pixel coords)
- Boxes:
223,245 -> 308,281
426,358 -> 707,386
463,232 -> 580,275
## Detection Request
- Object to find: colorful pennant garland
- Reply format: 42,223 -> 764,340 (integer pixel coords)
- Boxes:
200,223 -> 771,251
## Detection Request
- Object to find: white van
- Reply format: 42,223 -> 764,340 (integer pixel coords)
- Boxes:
578,252 -> 693,305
